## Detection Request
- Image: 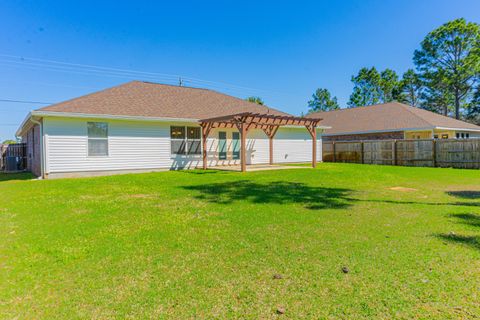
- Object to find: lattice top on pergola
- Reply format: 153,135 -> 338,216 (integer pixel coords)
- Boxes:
198,112 -> 324,172
199,112 -> 323,136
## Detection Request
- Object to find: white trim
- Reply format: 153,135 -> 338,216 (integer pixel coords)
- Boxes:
18,111 -> 331,135
323,127 -> 435,136
31,111 -> 199,123
30,118 -> 45,178
323,126 -> 480,136
434,126 -> 480,132
15,112 -> 34,137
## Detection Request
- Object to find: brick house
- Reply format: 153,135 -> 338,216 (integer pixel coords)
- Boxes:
307,102 -> 480,141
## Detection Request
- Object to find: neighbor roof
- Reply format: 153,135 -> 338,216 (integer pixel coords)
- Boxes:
35,81 -> 290,119
307,102 -> 480,135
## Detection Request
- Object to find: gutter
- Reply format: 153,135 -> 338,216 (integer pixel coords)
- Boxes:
323,126 -> 480,136
30,111 -> 200,123
29,110 -> 332,130
15,112 -> 33,137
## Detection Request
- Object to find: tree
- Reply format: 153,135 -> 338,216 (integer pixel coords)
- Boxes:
348,67 -> 402,107
414,18 -> 480,119
1,139 -> 16,145
307,88 -> 339,113
347,67 -> 382,107
398,69 -> 423,107
245,96 -> 264,105
466,86 -> 480,124
379,69 -> 400,103
421,76 -> 454,116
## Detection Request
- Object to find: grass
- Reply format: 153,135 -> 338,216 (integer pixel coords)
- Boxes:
1,163 -> 480,319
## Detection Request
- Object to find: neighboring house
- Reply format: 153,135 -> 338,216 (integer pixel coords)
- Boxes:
308,102 -> 480,141
16,81 -> 326,178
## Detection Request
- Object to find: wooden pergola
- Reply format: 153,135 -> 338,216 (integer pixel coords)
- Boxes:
199,112 -> 323,172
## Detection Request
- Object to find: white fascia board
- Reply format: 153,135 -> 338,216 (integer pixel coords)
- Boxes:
322,127 -> 436,136
29,111 -> 332,130
15,112 -> 33,137
434,126 -> 480,132
31,111 -> 199,123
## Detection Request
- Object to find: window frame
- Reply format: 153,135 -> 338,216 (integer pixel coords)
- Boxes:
170,126 -> 202,156
218,131 -> 227,160
87,122 -> 109,157
232,132 -> 240,160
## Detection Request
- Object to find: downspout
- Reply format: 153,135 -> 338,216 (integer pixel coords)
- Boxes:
30,118 -> 45,179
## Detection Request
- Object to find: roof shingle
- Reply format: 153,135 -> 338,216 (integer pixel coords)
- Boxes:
38,81 -> 291,119
307,102 -> 480,134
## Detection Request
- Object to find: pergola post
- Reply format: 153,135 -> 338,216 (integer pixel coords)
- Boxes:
269,137 -> 274,165
263,125 -> 279,165
201,123 -> 211,170
306,124 -> 317,168
239,121 -> 247,172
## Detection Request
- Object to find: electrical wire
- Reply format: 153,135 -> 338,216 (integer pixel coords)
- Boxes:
0,99 -> 52,104
0,54 -> 287,96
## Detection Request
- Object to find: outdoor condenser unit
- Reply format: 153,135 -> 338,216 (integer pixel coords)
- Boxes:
5,156 -> 21,172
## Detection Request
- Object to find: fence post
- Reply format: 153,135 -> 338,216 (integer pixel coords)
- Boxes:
393,140 -> 397,166
332,142 -> 336,162
432,139 -> 437,167
360,141 -> 364,164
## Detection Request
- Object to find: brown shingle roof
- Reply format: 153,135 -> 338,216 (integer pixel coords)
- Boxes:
307,102 -> 480,134
37,81 -> 291,119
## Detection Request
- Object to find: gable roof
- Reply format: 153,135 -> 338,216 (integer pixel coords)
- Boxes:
36,81 -> 291,119
307,102 -> 480,135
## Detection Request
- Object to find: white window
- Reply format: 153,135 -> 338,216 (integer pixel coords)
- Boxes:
170,126 -> 201,155
87,122 -> 108,156
456,132 -> 470,139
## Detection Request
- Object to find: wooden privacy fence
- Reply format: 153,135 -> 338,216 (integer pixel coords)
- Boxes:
0,143 -> 27,172
323,139 -> 480,169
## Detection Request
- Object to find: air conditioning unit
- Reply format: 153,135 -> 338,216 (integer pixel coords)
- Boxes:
5,156 -> 21,172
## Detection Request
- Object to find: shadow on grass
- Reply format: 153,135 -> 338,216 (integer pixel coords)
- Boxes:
182,180 -> 353,210
0,172 -> 33,182
446,191 -> 480,199
435,213 -> 480,251
450,213 -> 480,228
436,233 -> 480,251
358,199 -> 480,207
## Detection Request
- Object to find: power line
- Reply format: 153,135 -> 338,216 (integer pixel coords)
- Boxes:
0,99 -> 53,104
0,53 -> 290,97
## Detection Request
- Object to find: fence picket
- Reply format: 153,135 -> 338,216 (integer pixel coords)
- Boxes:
322,139 -> 480,169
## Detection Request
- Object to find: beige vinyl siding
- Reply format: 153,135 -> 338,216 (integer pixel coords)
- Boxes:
43,117 -> 321,174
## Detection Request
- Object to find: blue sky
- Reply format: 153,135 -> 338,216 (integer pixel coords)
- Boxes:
1,0 -> 479,141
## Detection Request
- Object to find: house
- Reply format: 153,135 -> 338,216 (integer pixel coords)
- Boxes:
307,102 -> 480,141
16,81 -> 326,178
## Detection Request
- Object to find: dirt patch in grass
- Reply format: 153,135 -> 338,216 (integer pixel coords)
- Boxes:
72,208 -> 93,215
128,194 -> 153,199
389,187 -> 418,192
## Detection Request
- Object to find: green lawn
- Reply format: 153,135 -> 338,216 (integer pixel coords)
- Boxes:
1,164 -> 479,319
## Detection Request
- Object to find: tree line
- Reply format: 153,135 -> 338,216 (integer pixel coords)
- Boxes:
307,18 -> 480,124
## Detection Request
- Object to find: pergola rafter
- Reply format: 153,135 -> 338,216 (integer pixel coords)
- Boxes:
199,112 -> 323,172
